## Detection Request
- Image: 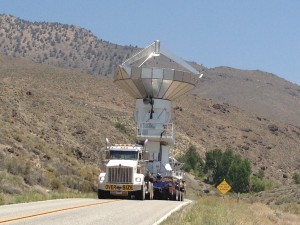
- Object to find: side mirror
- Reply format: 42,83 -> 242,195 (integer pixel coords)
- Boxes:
105,138 -> 110,150
105,150 -> 110,160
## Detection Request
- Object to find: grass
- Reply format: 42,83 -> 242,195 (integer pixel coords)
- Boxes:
161,195 -> 300,225
161,174 -> 300,225
270,203 -> 300,215
0,191 -> 96,205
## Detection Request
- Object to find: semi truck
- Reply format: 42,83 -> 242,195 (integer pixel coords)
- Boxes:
98,138 -> 185,201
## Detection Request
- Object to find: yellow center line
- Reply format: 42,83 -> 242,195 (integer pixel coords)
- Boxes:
0,199 -> 122,224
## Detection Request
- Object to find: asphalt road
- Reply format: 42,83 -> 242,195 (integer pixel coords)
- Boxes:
0,198 -> 190,225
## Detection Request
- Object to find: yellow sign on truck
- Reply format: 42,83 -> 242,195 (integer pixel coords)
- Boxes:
217,179 -> 232,195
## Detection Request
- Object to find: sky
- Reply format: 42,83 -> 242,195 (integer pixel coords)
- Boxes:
1,0 -> 300,85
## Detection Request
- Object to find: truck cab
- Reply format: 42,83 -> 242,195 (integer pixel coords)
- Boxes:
98,139 -> 153,200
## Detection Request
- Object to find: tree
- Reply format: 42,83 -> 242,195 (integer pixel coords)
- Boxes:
178,145 -> 204,176
226,156 -> 251,193
204,149 -> 251,193
215,150 -> 234,185
204,149 -> 222,175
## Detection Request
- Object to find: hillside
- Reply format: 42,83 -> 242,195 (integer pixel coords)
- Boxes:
1,14 -> 300,128
0,14 -> 137,76
0,55 -> 299,198
191,65 -> 300,126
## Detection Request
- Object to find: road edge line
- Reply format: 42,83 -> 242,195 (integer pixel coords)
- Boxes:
153,199 -> 192,225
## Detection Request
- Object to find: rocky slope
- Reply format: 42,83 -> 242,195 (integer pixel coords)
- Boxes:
1,14 -> 300,127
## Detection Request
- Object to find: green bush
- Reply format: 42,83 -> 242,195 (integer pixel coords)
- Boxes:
250,176 -> 273,192
292,173 -> 300,184
115,122 -> 127,133
250,176 -> 266,192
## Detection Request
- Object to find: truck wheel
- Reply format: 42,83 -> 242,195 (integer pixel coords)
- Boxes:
150,183 -> 154,200
98,189 -> 107,199
146,183 -> 154,200
150,189 -> 154,200
136,185 -> 145,200
146,192 -> 150,200
146,191 -> 151,200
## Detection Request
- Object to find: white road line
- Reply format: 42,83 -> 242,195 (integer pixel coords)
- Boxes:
153,200 -> 192,225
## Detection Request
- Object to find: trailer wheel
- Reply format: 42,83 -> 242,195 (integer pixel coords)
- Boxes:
171,191 -> 176,201
180,191 -> 184,201
177,190 -> 181,201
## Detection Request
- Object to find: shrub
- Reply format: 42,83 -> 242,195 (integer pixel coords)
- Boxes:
0,193 -> 5,205
250,176 -> 273,192
292,173 -> 300,184
250,176 -> 266,192
50,177 -> 63,191
115,122 -> 127,133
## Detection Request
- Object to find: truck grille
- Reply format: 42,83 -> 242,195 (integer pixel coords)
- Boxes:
108,167 -> 133,183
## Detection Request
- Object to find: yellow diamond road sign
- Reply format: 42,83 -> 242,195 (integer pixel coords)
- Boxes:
217,180 -> 232,195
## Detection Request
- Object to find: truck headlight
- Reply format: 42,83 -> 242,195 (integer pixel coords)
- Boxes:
135,177 -> 141,182
100,176 -> 105,181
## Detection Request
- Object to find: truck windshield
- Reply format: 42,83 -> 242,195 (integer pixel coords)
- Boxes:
110,151 -> 138,160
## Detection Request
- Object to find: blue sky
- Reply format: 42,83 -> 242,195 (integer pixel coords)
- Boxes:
1,0 -> 300,85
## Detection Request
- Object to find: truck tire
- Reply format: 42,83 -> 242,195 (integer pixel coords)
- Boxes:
170,191 -> 176,201
146,183 -> 154,200
151,183 -> 154,200
136,185 -> 145,200
150,188 -> 154,200
98,189 -> 108,199
177,190 -> 181,201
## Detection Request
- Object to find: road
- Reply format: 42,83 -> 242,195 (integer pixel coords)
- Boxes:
0,198 -> 190,225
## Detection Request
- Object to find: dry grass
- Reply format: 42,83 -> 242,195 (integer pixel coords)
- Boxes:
0,190 -> 96,205
162,195 -> 300,225
161,174 -> 300,225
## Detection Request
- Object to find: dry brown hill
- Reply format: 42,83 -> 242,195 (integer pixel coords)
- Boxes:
1,14 -> 300,129
0,55 -> 299,197
191,65 -> 300,126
